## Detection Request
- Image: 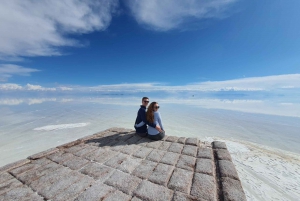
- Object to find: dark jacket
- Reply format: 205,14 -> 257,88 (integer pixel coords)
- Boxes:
134,105 -> 156,133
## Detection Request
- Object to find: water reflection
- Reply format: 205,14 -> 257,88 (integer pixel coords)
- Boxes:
1,93 -> 300,200
0,94 -> 299,117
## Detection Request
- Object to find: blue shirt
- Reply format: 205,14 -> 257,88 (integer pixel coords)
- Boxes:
148,111 -> 164,135
134,105 -> 156,133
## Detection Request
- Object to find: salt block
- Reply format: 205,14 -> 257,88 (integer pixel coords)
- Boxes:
133,180 -> 173,201
182,145 -> 198,157
195,158 -> 214,176
132,160 -> 157,179
132,147 -> 153,159
0,178 -> 23,195
64,144 -> 86,154
218,160 -> 239,180
62,155 -> 89,170
117,157 -> 142,174
172,191 -> 198,201
84,148 -> 106,161
146,149 -> 166,162
53,175 -> 94,201
93,149 -> 118,164
146,140 -> 163,149
165,136 -> 179,142
110,141 -> 128,152
125,135 -> 143,145
212,141 -> 227,149
136,138 -> 152,146
0,186 -> 44,201
160,152 -> 180,166
216,149 -> 232,161
131,196 -> 142,201
148,163 -> 174,186
104,170 -> 142,195
30,157 -> 52,166
80,163 -> 114,181
103,190 -> 131,201
74,182 -> 114,201
0,159 -> 30,173
185,138 -> 199,146
177,137 -> 186,144
0,172 -> 14,184
104,153 -> 129,169
9,163 -> 39,177
176,155 -> 196,171
158,141 -> 172,151
197,148 -> 213,159
47,151 -> 74,164
100,140 -> 119,149
167,168 -> 193,194
120,144 -> 141,155
17,162 -> 61,185
28,148 -> 59,160
221,177 -> 247,201
115,133 -> 135,142
190,173 -> 217,201
168,143 -> 184,154
39,171 -> 83,199
73,145 -> 98,157
29,167 -> 71,192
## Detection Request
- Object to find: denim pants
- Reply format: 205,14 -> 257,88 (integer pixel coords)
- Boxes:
147,131 -> 165,141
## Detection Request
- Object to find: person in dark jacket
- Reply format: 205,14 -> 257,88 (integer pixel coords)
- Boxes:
134,97 -> 161,137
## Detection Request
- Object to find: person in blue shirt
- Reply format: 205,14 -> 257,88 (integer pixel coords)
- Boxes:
134,97 -> 161,137
146,101 -> 165,141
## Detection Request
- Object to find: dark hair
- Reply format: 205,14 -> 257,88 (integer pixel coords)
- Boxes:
142,97 -> 149,102
146,102 -> 157,123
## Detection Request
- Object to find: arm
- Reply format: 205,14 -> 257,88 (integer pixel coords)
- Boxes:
157,112 -> 164,131
140,109 -> 157,128
135,121 -> 145,127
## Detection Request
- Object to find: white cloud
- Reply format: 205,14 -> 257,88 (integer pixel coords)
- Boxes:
1,74 -> 299,93
58,87 -> 73,91
81,74 -> 300,92
0,83 -> 23,90
126,0 -> 237,31
0,64 -> 39,81
0,0 -> 119,60
26,84 -> 56,91
184,74 -> 300,92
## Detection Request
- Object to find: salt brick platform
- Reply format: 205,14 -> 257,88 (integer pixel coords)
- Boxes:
0,127 -> 247,201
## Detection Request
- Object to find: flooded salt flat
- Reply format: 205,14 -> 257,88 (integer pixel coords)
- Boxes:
0,95 -> 299,201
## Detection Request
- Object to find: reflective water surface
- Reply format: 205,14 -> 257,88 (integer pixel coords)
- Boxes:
0,93 -> 299,200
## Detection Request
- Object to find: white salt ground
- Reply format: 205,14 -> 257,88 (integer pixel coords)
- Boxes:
33,123 -> 90,131
204,137 -> 300,201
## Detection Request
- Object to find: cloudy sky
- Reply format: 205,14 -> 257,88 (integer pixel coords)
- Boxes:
0,0 -> 299,94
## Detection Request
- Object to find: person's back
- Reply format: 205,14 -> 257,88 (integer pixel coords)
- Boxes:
135,105 -> 147,135
148,111 -> 163,135
147,102 -> 165,141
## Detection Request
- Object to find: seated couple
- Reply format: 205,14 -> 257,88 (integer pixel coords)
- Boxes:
134,97 -> 165,141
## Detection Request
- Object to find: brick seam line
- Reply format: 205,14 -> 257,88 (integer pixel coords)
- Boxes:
5,162 -> 47,200
188,141 -> 201,196
213,146 -> 224,201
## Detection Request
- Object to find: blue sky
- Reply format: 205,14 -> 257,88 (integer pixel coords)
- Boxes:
0,0 -> 299,94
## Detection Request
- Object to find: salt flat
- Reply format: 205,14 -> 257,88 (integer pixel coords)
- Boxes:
0,95 -> 299,201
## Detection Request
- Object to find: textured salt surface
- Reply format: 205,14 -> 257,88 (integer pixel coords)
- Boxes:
203,137 -> 300,201
0,128 -> 246,201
